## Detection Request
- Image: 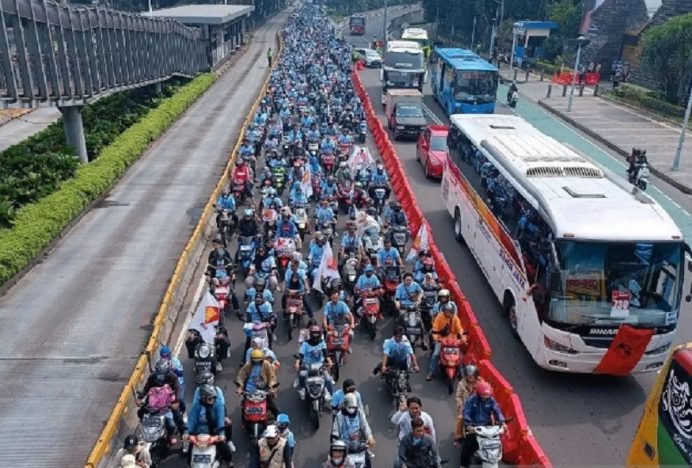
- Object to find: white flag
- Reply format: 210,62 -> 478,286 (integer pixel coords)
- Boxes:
406,224 -> 429,262
190,291 -> 221,344
300,168 -> 313,199
312,242 -> 340,292
348,145 -> 375,173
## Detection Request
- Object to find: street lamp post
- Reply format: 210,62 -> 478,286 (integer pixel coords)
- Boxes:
383,0 -> 388,51
508,26 -> 518,82
567,36 -> 587,112
672,82 -> 692,171
489,16 -> 497,63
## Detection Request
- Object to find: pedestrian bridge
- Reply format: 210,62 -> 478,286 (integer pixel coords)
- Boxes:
0,0 -> 208,109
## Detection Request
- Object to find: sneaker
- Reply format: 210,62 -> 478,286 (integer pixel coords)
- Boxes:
228,441 -> 237,453
293,377 -> 299,388
425,373 -> 433,381
216,362 -> 223,372
324,390 -> 331,402
182,440 -> 190,453
298,388 -> 306,400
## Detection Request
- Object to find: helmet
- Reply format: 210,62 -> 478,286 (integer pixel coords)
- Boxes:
423,257 -> 434,268
367,207 -> 377,216
355,181 -> 363,189
251,349 -> 265,363
330,439 -> 348,454
315,232 -> 325,242
281,207 -> 291,216
255,277 -> 267,289
264,424 -> 279,438
364,265 -> 374,273
123,434 -> 139,450
442,303 -> 455,313
243,208 -> 253,218
197,370 -> 215,385
269,188 -> 277,197
292,252 -> 303,262
464,365 -> 479,378
438,289 -> 450,300
477,381 -> 493,398
391,201 -> 401,211
154,359 -> 171,375
330,277 -> 342,288
277,413 -> 290,427
200,384 -> 217,400
159,346 -> 172,359
309,325 -> 322,341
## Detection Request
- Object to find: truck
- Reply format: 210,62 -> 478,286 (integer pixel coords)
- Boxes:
385,89 -> 426,140
349,15 -> 366,35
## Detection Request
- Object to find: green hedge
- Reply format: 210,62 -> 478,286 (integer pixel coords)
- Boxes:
606,83 -> 687,121
0,73 -> 217,285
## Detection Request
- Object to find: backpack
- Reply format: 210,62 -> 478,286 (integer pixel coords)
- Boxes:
147,384 -> 175,412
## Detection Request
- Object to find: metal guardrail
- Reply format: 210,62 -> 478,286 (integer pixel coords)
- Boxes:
0,0 -> 208,108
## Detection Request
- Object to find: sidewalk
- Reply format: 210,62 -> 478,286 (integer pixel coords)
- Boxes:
503,69 -> 692,194
0,107 -> 60,152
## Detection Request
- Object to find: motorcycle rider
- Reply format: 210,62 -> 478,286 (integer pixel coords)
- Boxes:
137,359 -> 185,441
308,232 -> 327,281
235,349 -> 280,419
114,434 -> 152,468
506,81 -> 518,104
275,207 -> 302,248
427,303 -> 466,382
251,424 -> 292,468
263,187 -> 283,211
215,188 -> 238,230
323,289 -> 355,333
294,324 -> 334,399
377,237 -> 403,271
460,382 -> 507,468
244,336 -> 279,369
184,384 -> 234,468
276,414 -> 297,466
373,326 -> 419,388
321,175 -> 339,200
396,417 -> 441,468
431,289 -> 456,320
237,208 -> 260,238
315,196 -> 337,229
368,161 -> 389,199
330,378 -> 366,414
289,184 -> 309,209
454,365 -> 485,444
330,393 -> 376,467
414,257 -> 438,284
339,221 -> 362,264
354,265 -> 382,324
231,158 -> 253,197
159,346 -> 185,403
245,277 -> 275,307
208,238 -> 233,277
394,273 -> 423,316
321,440 -> 356,468
383,201 -> 408,228
245,294 -> 276,351
351,181 -> 369,212
391,395 -> 437,444
335,161 -> 352,183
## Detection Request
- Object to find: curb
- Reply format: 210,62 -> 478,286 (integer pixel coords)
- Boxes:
537,99 -> 692,195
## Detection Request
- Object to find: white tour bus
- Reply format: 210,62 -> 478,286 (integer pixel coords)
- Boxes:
442,114 -> 687,374
380,40 -> 426,104
400,27 -> 430,56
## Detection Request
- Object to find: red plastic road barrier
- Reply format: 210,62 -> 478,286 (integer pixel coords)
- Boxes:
551,71 -> 600,85
352,69 -> 551,467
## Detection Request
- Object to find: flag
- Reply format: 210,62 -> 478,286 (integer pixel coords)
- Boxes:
354,207 -> 378,237
190,291 -> 221,344
312,242 -> 340,292
301,168 -> 313,199
594,324 -> 655,376
406,224 -> 429,262
348,145 -> 375,173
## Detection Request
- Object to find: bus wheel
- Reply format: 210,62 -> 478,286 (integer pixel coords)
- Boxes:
504,293 -> 519,339
453,209 -> 464,244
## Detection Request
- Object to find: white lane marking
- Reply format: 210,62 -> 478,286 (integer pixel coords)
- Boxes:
422,103 -> 443,125
173,274 -> 207,358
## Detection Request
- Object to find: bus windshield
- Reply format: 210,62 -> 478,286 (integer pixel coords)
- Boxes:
454,70 -> 497,103
550,240 -> 684,327
384,52 -> 424,69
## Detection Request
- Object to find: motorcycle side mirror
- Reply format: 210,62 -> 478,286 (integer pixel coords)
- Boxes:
293,354 -> 300,359
272,382 -> 280,388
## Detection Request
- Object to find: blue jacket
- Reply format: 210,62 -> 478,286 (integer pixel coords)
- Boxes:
216,194 -> 236,211
188,399 -> 225,436
275,219 -> 299,239
463,394 -> 505,427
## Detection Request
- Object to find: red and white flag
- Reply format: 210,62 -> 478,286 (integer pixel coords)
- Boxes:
312,242 -> 340,292
191,291 -> 221,343
406,224 -> 429,262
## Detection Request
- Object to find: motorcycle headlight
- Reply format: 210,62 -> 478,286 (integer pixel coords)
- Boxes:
396,125 -> 405,129
407,315 -> 417,326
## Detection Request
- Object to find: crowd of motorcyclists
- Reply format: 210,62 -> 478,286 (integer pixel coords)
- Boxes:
118,4 -> 508,468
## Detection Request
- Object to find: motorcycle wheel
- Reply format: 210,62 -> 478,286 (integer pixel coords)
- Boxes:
332,351 -> 341,382
287,313 -> 294,340
311,401 -> 320,430
638,180 -> 647,190
447,375 -> 455,394
369,320 -> 376,341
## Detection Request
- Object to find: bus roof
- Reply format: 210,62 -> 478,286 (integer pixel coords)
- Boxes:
401,28 -> 429,40
435,47 -> 497,72
386,40 -> 423,53
449,114 -> 682,242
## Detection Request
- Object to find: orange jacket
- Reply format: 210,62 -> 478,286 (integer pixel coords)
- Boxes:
431,313 -> 464,342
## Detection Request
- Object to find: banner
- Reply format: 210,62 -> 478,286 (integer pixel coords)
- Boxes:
348,145 -> 375,173
406,224 -> 429,262
301,168 -> 313,199
594,324 -> 655,376
190,291 -> 221,343
312,241 -> 340,292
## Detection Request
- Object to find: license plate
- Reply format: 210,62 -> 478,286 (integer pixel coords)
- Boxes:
407,327 -> 421,333
192,454 -> 213,463
246,406 -> 264,414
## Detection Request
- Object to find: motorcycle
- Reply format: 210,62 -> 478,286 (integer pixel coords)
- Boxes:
326,323 -> 351,383
338,143 -> 352,161
231,176 -> 247,202
439,336 -> 464,394
140,411 -> 171,466
307,140 -> 319,154
321,153 -> 336,175
390,225 -> 408,256
508,90 -> 518,108
371,184 -> 387,215
382,264 -> 401,316
237,236 -> 256,277
346,440 -> 369,468
261,208 -> 278,236
420,287 -> 438,336
294,207 -> 309,240
189,434 -> 221,468
216,208 -> 235,247
358,289 -> 381,340
470,425 -> 505,468
285,290 -> 305,340
211,275 -> 232,317
194,343 -> 217,384
311,173 -> 323,200
318,220 -> 335,246
383,367 -> 411,406
400,304 -> 424,351
629,161 -> 650,191
341,251 -> 359,294
270,166 -> 286,194
275,237 -> 297,276
362,228 -> 383,266
337,180 -> 354,213
241,390 -> 271,450
299,362 -> 328,430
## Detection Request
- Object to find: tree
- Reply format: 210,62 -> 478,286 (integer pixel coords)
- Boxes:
641,13 -> 692,105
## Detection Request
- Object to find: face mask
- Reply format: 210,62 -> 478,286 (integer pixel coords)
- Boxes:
332,456 -> 344,464
215,248 -> 224,254
412,436 -> 423,445
345,406 -> 357,416
366,272 -> 372,277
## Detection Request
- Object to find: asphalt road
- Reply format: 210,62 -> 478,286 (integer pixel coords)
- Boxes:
0,13 -> 288,468
343,11 -> 692,466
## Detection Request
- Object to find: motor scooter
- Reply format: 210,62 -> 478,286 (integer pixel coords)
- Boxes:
438,336 -> 463,394
629,160 -> 650,191
240,390 -> 270,450
327,323 -> 351,383
211,275 -> 231,317
231,177 -> 247,202
337,180 -> 354,213
237,236 -> 256,277
358,120 -> 367,144
371,184 -> 387,215
298,362 -> 328,430
189,434 -> 221,468
217,208 -> 235,247
275,237 -> 297,276
358,289 -> 381,340
469,425 -> 505,468
400,304 -> 424,351
294,207 -> 309,240
194,343 -> 217,384
140,411 -> 171,466
341,252 -> 359,293
382,264 -> 401,316
285,290 -> 305,340
390,225 -> 408,256
508,90 -> 518,108
321,152 -> 336,175
346,440 -> 369,468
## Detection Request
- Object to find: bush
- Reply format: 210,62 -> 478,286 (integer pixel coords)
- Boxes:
608,84 -> 686,120
0,73 -> 217,285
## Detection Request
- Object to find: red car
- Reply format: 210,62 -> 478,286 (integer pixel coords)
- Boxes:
416,125 -> 449,179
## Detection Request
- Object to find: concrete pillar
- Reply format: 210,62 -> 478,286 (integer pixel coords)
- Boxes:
59,105 -> 88,164
155,82 -> 162,94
